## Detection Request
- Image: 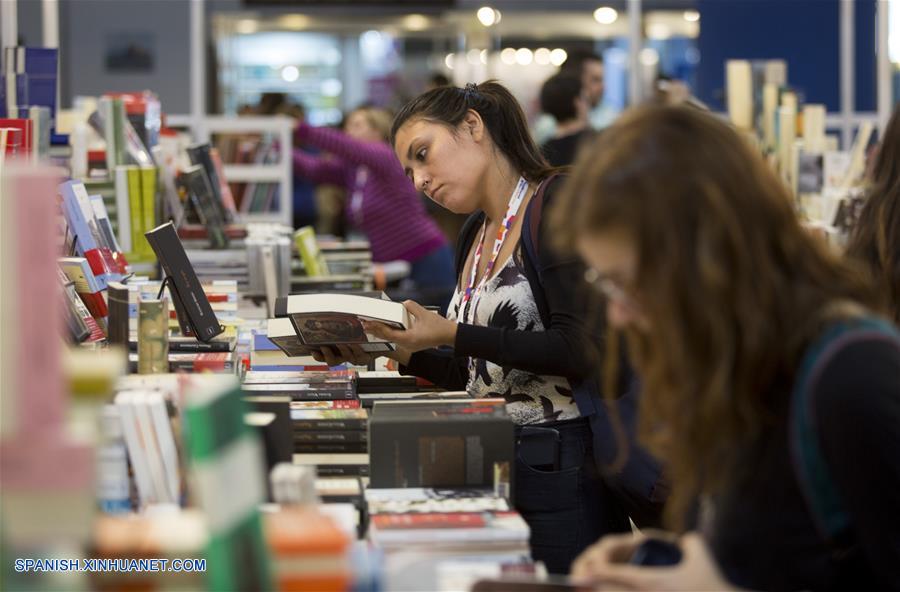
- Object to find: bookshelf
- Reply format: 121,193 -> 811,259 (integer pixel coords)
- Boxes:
165,115 -> 294,226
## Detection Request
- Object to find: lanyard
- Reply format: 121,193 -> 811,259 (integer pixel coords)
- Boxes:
460,176 -> 529,325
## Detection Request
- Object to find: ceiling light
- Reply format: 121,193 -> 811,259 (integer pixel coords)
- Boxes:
445,53 -> 455,70
403,14 -> 430,31
477,6 -> 498,27
549,48 -> 568,67
534,48 -> 551,65
515,48 -> 533,66
500,48 -> 517,65
683,10 -> 700,23
236,19 -> 258,34
281,65 -> 299,82
593,7 -> 618,25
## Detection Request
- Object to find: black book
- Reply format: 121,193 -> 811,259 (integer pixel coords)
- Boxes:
290,409 -> 368,431
144,221 -> 225,342
128,335 -> 235,353
293,431 -> 368,443
107,281 -> 130,348
177,165 -> 228,249
293,442 -> 368,454
368,399 -> 514,490
243,395 -> 293,469
315,464 -> 370,477
186,143 -> 233,224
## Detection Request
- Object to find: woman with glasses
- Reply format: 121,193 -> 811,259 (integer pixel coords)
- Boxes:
312,81 -> 638,574
553,105 -> 900,590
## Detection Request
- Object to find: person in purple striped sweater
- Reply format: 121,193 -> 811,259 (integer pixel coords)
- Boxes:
293,107 -> 456,308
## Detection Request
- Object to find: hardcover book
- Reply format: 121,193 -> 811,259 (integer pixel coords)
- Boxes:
177,164 -> 228,249
275,293 -> 409,352
144,221 -> 225,342
369,399 -> 514,490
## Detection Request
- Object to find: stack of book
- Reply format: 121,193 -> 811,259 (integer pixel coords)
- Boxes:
366,488 -> 530,552
109,279 -> 239,373
291,408 -> 370,478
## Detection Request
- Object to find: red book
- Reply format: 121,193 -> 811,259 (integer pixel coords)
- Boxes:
79,290 -> 109,318
192,352 -> 231,373
371,512 -> 488,529
0,119 -> 32,157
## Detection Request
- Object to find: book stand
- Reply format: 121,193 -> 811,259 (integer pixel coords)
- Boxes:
157,275 -> 225,341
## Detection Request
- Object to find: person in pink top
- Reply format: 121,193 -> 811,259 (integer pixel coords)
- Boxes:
293,107 -> 456,309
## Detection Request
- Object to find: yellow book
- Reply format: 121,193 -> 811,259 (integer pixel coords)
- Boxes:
139,166 -> 158,259
293,226 -> 329,277
126,166 -> 143,258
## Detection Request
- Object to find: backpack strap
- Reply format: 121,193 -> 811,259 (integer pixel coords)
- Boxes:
520,174 -> 560,328
520,174 -> 602,418
790,315 -> 900,542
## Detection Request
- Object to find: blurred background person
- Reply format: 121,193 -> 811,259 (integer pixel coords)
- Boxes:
534,50 -> 607,144
293,105 -> 456,310
539,73 -> 594,167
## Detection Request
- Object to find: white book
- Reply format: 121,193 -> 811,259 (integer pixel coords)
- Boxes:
115,391 -> 156,505
262,245 -> 279,317
145,391 -> 181,504
276,294 -> 410,352
131,392 -> 172,504
114,165 -> 132,252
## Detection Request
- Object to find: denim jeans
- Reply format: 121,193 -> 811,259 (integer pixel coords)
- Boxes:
514,417 -> 630,574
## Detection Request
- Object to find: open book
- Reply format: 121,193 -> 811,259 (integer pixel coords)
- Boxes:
273,293 -> 410,353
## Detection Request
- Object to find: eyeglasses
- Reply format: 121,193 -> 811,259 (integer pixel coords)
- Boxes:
583,267 -> 637,308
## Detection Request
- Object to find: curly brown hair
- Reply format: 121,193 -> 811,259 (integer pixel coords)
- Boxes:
549,105 -> 878,529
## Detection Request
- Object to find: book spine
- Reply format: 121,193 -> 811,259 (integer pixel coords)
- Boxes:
107,283 -> 130,349
138,298 -> 168,374
292,419 -> 368,431
293,430 -> 368,443
293,442 -> 367,454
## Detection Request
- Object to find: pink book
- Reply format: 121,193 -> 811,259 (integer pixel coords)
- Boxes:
210,147 -> 238,216
2,164 -> 65,436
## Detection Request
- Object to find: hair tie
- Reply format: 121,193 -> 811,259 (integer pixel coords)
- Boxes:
464,82 -> 479,99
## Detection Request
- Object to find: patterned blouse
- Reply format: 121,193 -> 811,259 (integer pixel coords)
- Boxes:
448,243 -> 580,426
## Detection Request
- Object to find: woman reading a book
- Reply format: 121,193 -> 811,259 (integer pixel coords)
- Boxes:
293,106 -> 456,309
549,106 -> 900,590
314,81 -> 641,574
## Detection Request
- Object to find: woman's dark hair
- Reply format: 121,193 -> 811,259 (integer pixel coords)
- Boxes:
390,80 -> 556,182
846,104 -> 900,324
540,73 -> 583,124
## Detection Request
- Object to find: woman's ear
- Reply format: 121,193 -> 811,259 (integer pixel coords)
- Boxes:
463,109 -> 485,142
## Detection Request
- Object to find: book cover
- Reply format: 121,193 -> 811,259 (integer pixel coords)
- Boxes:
369,399 -> 514,489
177,164 -> 228,249
126,165 -> 144,256
59,180 -> 115,288
89,193 -> 129,273
144,221 -> 224,342
186,142 -> 233,224
290,400 -> 361,410
294,431 -> 368,443
113,165 -> 133,253
138,166 -> 158,257
107,281 -> 130,348
290,409 -> 369,431
276,293 -> 409,351
209,147 -> 238,216
294,226 -> 329,277
138,298 -> 169,374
